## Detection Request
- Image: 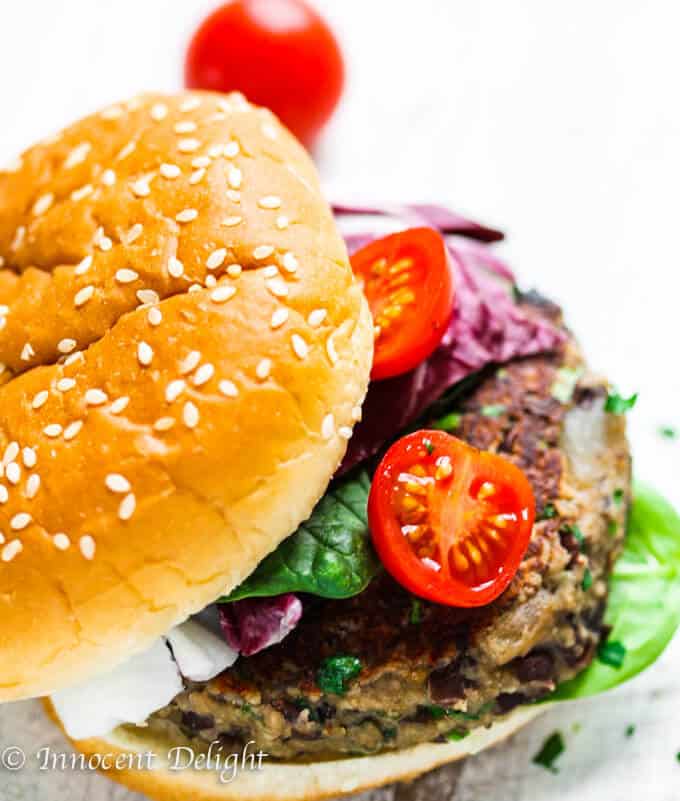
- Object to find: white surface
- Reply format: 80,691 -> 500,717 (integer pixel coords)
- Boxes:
0,0 -> 678,799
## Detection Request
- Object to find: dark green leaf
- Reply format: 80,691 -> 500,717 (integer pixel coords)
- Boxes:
316,655 -> 362,695
598,640 -> 626,668
605,391 -> 638,415
432,412 -> 462,432
550,483 -> 680,700
481,404 -> 507,418
582,568 -> 593,591
221,471 -> 379,601
532,732 -> 565,773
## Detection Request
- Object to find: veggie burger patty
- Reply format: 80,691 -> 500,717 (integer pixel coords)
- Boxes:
147,297 -> 632,759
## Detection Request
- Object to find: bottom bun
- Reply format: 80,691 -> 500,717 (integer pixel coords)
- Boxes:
44,699 -> 544,801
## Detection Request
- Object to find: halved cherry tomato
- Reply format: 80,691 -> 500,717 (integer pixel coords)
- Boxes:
368,430 -> 535,607
350,228 -> 454,381
185,0 -> 344,147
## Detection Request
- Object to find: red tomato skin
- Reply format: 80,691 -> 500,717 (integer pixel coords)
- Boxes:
185,0 -> 344,146
368,431 -> 536,608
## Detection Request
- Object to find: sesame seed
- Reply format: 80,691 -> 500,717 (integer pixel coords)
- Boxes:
101,168 -> 116,186
115,268 -> 139,284
118,493 -> 136,521
168,256 -> 185,278
271,308 -> 289,329
227,166 -> 242,189
261,122 -> 278,140
321,413 -> 335,439
165,379 -> 185,402
25,474 -> 40,498
137,341 -> 153,366
74,255 -> 93,275
110,396 -> 129,414
136,289 -> 159,306
53,533 -> 70,550
226,190 -> 241,203
148,307 -> 162,326
6,462 -> 20,485
11,512 -> 31,531
276,216 -> 289,230
131,177 -> 151,197
351,405 -> 363,421
72,184 -> 94,202
126,223 -> 144,244
79,534 -> 96,559
2,540 -> 23,562
266,278 -> 289,298
11,225 -> 26,251
339,426 -> 353,439
74,285 -> 94,307
282,252 -> 299,273
255,358 -> 272,380
207,248 -> 227,270
254,245 -> 274,261
0,256 -> 4,267
221,216 -> 242,227
210,285 -> 236,303
207,144 -> 223,158
178,138 -> 201,153
22,448 -> 36,469
154,416 -> 175,431
219,380 -> 238,397
326,333 -> 339,365
180,96 -> 201,112
308,309 -> 327,327
193,156 -> 212,168
3,442 -> 18,465
85,388 -> 108,406
105,473 -> 131,493
32,390 -> 49,409
63,420 -> 83,440
176,208 -> 198,223
258,195 -> 281,210
205,275 -> 217,288
117,140 -> 137,161
57,377 -> 76,392
189,168 -> 205,185
0,485 -> 6,503
262,265 -> 279,279
96,230 -> 113,251
226,263 -> 242,277
21,343 -> 35,361
291,334 -> 309,360
101,105 -> 124,120
179,350 -> 201,375
160,163 -> 181,179
33,192 -> 54,216
174,120 -> 197,134
193,363 -> 214,386
183,401 -> 199,429
150,102 -> 168,121
57,338 -> 77,354
223,141 -> 239,158
64,142 -> 91,169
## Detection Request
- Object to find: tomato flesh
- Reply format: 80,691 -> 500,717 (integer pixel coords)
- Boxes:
351,228 -> 455,380
368,431 -> 535,607
185,0 -> 344,146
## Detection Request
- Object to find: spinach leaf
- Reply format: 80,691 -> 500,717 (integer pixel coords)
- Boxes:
605,391 -> 638,414
221,471 -> 379,601
532,731 -> 565,773
317,655 -> 362,695
551,483 -> 680,701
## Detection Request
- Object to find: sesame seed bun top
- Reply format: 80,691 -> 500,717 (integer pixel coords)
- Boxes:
0,91 -> 373,702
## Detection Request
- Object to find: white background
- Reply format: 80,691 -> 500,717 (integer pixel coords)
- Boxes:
0,1 -> 678,800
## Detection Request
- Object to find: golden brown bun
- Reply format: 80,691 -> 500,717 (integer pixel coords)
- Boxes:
44,699 -> 543,801
0,92 -> 373,702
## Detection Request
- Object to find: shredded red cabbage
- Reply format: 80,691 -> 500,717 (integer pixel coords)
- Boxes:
334,203 -> 566,473
219,594 -> 302,657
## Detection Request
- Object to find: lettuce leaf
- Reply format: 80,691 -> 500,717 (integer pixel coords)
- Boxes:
551,483 -> 680,700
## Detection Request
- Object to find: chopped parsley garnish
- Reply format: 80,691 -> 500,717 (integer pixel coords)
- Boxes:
481,404 -> 507,418
425,704 -> 485,722
605,391 -> 638,415
532,731 -> 565,773
625,724 -> 636,738
659,426 -> 678,440
613,488 -> 625,505
432,412 -> 462,431
570,525 -> 586,549
409,597 -> 423,625
317,655 -> 362,695
445,729 -> 470,742
582,568 -> 593,591
423,438 -> 435,455
539,503 -> 557,520
597,640 -> 626,669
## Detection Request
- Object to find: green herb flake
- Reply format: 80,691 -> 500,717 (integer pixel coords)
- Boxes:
608,520 -> 618,537
613,489 -> 625,505
426,705 -> 447,720
598,640 -> 626,669
432,412 -> 462,431
423,438 -> 435,455
317,655 -> 362,695
570,525 -> 586,549
551,366 -> 583,404
532,731 -> 565,773
539,503 -> 557,520
625,724 -> 636,738
676,751 -> 680,764
582,568 -> 593,591
445,729 -> 470,742
605,391 -> 638,415
659,426 -> 678,440
409,598 -> 423,625
481,404 -> 507,418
